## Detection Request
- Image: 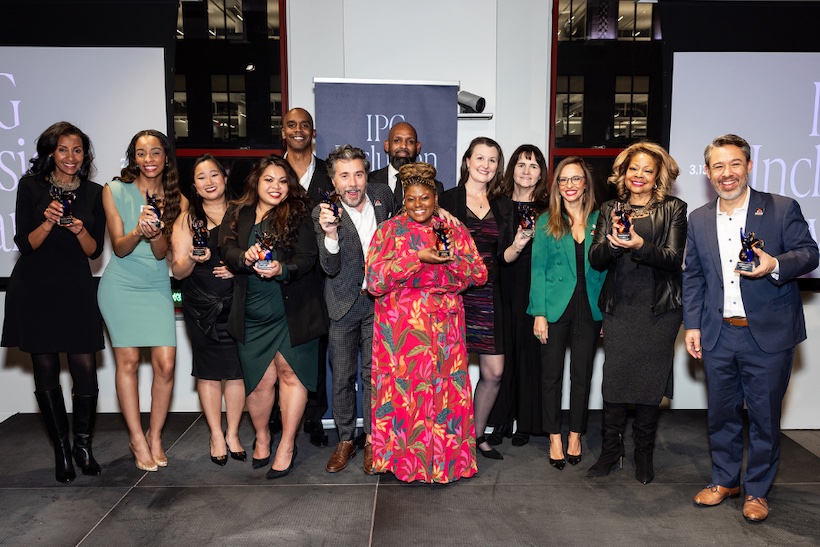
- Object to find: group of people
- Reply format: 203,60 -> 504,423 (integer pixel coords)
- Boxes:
3,113 -> 817,522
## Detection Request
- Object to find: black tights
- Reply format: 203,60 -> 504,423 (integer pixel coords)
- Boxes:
31,353 -> 98,395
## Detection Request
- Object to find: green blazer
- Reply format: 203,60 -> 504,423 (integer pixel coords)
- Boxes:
527,210 -> 606,322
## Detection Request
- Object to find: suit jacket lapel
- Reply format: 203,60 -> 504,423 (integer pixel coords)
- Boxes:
705,199 -> 723,283
744,188 -> 766,239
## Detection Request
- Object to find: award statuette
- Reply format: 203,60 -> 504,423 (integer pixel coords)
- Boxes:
613,201 -> 632,241
191,219 -> 209,257
433,220 -> 452,258
319,189 -> 341,224
254,227 -> 276,270
518,202 -> 536,237
49,185 -> 76,225
736,228 -> 764,272
144,191 -> 164,228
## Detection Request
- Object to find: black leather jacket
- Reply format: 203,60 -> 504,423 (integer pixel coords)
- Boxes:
589,196 -> 688,316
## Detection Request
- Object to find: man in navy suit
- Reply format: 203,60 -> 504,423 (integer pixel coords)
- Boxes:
282,107 -> 333,447
312,145 -> 394,474
369,121 -> 443,212
683,134 -> 818,522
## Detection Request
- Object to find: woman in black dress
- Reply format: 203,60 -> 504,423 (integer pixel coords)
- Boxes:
219,156 -> 326,479
587,142 -> 687,484
1,122 -> 106,483
439,137 -> 515,460
486,144 -> 549,447
172,155 -> 245,466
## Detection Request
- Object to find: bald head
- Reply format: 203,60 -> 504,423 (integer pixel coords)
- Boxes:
384,122 -> 421,170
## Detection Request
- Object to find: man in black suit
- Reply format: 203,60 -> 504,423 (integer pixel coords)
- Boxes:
312,145 -> 394,474
369,121 -> 443,212
282,107 -> 333,203
279,107 -> 333,447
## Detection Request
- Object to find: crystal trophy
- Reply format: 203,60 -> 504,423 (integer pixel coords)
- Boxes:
254,227 -> 276,270
518,202 -> 536,237
614,201 -> 632,241
433,220 -> 452,258
319,190 -> 341,224
191,219 -> 209,257
144,191 -> 164,228
736,228 -> 764,272
49,185 -> 76,225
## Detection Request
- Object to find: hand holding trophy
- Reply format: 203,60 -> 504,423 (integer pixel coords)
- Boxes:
736,228 -> 764,273
613,201 -> 631,241
49,185 -> 77,226
319,190 -> 342,224
191,218 -> 209,257
254,227 -> 276,270
518,202 -> 536,238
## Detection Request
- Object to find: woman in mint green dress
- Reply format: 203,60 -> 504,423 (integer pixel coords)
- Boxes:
98,130 -> 186,472
219,156 -> 325,479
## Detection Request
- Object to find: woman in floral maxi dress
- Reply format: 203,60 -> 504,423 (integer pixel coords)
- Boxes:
366,163 -> 488,483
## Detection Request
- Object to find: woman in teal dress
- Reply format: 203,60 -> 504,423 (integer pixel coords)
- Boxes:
98,130 -> 186,472
219,155 -> 326,479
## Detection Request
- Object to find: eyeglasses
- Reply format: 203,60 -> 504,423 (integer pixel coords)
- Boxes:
557,175 -> 585,187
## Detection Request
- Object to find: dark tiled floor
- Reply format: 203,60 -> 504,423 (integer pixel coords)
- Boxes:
1,411 -> 818,546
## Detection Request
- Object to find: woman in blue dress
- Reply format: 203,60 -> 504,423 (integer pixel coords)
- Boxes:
98,130 -> 186,472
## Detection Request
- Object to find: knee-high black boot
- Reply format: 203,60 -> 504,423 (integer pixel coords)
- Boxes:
633,404 -> 660,484
586,402 -> 627,478
35,389 -> 76,483
72,392 -> 101,476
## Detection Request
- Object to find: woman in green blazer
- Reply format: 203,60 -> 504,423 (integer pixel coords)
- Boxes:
528,157 -> 606,470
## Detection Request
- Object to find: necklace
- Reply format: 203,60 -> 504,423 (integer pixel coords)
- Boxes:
48,171 -> 80,191
626,198 -> 657,218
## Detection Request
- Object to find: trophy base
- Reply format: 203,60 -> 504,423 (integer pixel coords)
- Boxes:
256,260 -> 272,270
522,229 -> 534,238
437,249 -> 452,258
58,216 -> 74,226
735,262 -> 756,272
616,234 -> 631,241
192,248 -> 206,257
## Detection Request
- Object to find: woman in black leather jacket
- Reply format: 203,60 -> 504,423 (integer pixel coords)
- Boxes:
587,141 -> 687,484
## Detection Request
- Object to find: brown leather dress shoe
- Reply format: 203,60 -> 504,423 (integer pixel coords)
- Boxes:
693,484 -> 742,506
743,496 -> 769,523
326,440 -> 356,473
363,442 -> 374,475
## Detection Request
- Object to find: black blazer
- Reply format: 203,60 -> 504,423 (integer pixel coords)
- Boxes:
218,204 -> 328,346
307,156 -> 334,207
439,185 -> 514,352
369,167 -> 445,214
589,196 -> 688,316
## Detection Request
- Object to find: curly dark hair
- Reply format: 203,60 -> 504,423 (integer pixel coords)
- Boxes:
116,129 -> 183,242
28,121 -> 95,180
227,155 -> 311,251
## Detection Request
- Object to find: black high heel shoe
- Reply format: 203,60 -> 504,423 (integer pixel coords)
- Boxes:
548,439 -> 565,470
251,438 -> 273,469
266,445 -> 297,479
210,439 -> 228,466
566,435 -> 582,465
226,431 -> 246,462
475,435 -> 503,460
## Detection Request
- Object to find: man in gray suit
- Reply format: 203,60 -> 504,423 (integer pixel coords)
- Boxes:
312,145 -> 394,474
